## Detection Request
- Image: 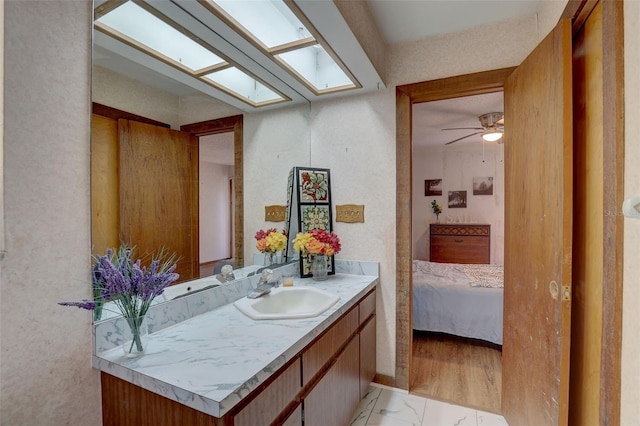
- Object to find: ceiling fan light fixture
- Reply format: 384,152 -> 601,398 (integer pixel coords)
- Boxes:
482,128 -> 503,142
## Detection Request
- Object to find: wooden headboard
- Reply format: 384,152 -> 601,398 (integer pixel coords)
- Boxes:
429,224 -> 490,264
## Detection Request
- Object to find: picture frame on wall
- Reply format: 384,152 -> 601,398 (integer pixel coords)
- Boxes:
425,179 -> 442,196
448,190 -> 467,208
473,176 -> 494,195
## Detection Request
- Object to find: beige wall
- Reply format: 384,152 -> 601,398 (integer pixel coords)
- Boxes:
412,144 -> 505,264
0,1 -> 101,424
622,1 -> 640,423
2,0 -> 636,422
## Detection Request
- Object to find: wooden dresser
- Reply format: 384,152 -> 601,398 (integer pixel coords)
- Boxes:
429,224 -> 490,264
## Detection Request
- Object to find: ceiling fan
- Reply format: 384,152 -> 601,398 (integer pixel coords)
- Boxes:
443,112 -> 504,145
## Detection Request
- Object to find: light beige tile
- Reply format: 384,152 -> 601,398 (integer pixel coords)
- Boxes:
369,389 -> 427,425
422,398 -> 477,426
349,386 -> 383,426
476,410 -> 508,425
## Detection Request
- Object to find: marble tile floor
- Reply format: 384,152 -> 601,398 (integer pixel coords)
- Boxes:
349,384 -> 508,426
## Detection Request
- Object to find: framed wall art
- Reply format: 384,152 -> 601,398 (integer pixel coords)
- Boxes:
473,176 -> 494,195
425,179 -> 442,196
284,167 -> 335,277
448,190 -> 467,208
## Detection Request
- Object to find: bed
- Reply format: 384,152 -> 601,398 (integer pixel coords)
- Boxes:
412,259 -> 504,345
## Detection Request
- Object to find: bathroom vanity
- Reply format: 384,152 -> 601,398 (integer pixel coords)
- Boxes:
93,264 -> 378,425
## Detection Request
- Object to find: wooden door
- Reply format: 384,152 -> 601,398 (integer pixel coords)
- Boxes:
91,114 -> 119,255
119,120 -> 199,282
502,19 -> 573,425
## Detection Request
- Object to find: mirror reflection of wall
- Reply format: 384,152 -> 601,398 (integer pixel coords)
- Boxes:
198,132 -> 235,276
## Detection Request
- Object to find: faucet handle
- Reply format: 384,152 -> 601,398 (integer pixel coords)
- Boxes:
259,268 -> 273,283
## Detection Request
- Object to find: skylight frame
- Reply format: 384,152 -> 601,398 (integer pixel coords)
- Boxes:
94,0 -> 291,108
200,0 -> 361,96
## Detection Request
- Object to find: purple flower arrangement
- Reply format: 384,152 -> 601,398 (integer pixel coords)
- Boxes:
59,245 -> 179,354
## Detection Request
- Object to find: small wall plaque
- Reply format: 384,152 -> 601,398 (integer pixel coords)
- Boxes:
264,205 -> 286,222
336,204 -> 365,223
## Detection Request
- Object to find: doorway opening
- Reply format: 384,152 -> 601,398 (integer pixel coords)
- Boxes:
409,92 -> 505,413
181,114 -> 245,273
197,131 -> 235,277
394,67 -> 515,403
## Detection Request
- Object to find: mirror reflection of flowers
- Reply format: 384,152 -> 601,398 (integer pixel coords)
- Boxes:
254,228 -> 288,253
58,245 -> 180,353
292,229 -> 341,256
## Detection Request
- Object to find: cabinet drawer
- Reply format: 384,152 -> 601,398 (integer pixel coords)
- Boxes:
430,236 -> 490,264
302,307 -> 358,386
359,290 -> 376,324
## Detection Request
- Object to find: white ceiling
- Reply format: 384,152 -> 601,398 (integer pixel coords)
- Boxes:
367,0 -> 540,44
412,92 -> 504,148
366,0 -> 541,148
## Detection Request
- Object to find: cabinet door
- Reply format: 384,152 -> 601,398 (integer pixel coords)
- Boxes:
304,337 -> 360,426
233,359 -> 301,426
359,315 -> 376,398
302,307 -> 358,385
281,405 -> 302,426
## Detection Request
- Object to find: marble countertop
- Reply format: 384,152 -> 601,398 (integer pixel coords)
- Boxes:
92,273 -> 377,418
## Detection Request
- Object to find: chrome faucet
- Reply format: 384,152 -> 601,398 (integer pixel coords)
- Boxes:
246,269 -> 279,299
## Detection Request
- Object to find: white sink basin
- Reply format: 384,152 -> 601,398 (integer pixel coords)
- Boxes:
233,287 -> 340,320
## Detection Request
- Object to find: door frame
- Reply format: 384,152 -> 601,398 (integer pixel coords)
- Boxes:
394,1 -> 624,423
394,67 -> 515,390
181,115 -> 244,268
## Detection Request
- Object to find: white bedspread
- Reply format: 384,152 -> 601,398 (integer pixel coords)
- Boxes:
412,260 -> 504,345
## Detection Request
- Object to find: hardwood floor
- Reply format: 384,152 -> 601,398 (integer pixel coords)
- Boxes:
410,331 -> 502,414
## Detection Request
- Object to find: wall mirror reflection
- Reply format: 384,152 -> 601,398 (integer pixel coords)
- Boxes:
90,0 -> 316,322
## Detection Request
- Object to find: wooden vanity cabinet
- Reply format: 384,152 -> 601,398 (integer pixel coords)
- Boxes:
100,288 -> 376,426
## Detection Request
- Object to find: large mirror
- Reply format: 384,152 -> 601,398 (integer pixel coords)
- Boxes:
90,0 -> 313,321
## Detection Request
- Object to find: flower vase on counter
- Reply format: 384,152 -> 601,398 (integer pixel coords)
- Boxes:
292,229 -> 341,279
255,228 -> 288,267
58,244 -> 180,357
311,254 -> 328,281
122,315 -> 149,358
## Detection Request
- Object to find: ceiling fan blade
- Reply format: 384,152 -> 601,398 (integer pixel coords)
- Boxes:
444,131 -> 483,145
442,127 -> 484,131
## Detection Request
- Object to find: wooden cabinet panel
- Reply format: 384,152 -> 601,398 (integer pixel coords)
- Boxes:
281,404 -> 302,426
302,307 -> 358,386
359,315 -> 376,398
232,359 -> 301,426
101,372 -> 225,426
429,224 -> 490,264
359,290 -> 376,324
303,337 -> 360,426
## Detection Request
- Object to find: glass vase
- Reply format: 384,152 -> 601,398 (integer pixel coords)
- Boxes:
311,254 -> 328,281
122,315 -> 149,358
264,252 -> 276,266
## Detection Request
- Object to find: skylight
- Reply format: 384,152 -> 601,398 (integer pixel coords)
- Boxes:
96,1 -> 225,72
94,0 -> 360,107
95,0 -> 287,107
208,0 -> 313,49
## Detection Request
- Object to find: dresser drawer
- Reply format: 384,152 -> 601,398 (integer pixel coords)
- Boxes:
429,224 -> 490,264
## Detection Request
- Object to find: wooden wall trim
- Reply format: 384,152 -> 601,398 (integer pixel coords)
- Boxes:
600,1 -> 624,424
92,102 -> 170,128
180,115 -> 243,136
394,68 -> 514,390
